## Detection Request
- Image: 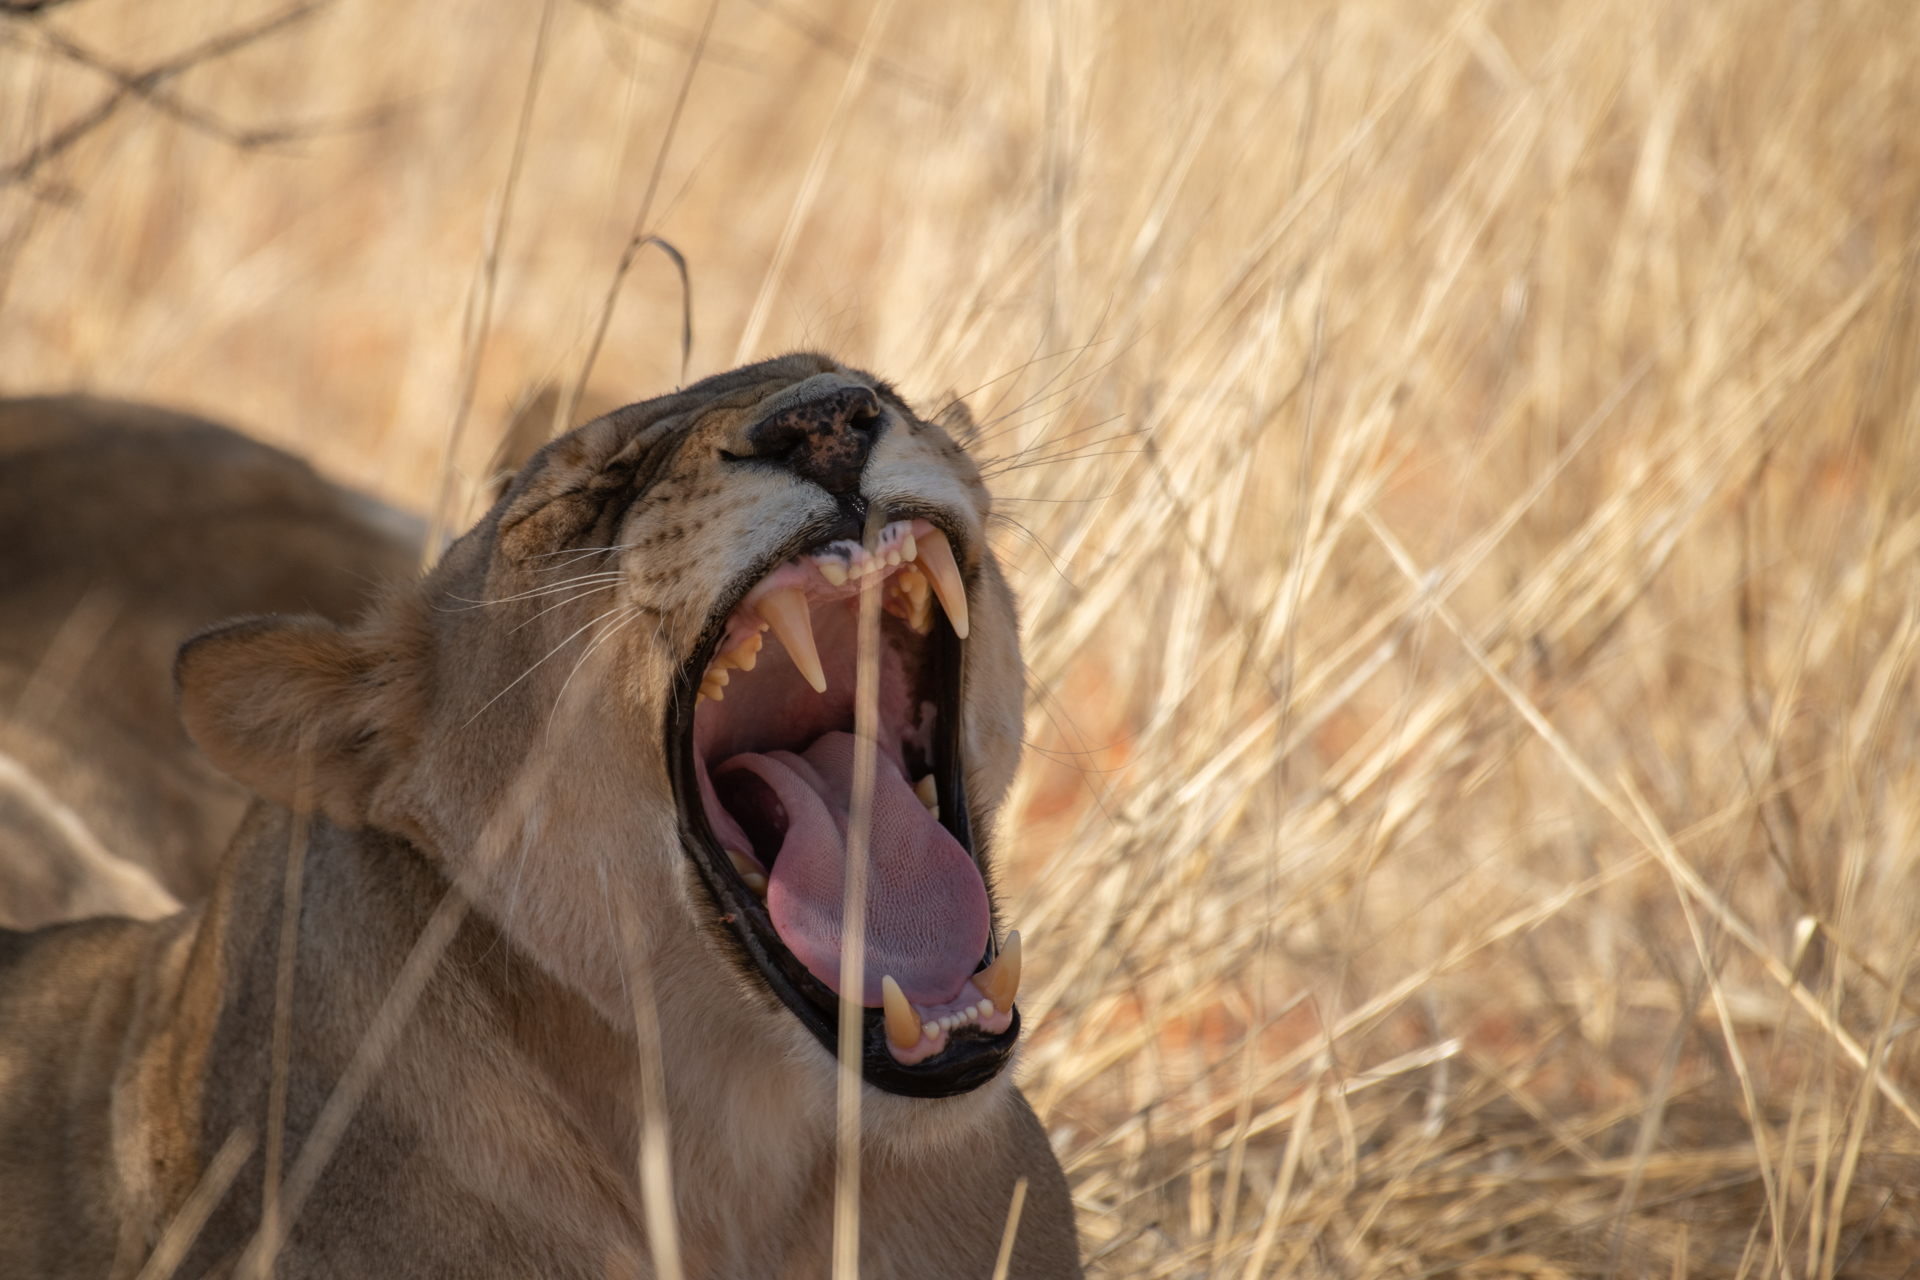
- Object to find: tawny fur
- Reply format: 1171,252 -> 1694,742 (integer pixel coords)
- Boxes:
0,359 -> 1081,1278
0,397 -> 420,928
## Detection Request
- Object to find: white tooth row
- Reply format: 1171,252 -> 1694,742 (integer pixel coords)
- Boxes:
810,522 -> 917,586
881,932 -> 1021,1053
921,1000 -> 996,1041
698,520 -> 970,702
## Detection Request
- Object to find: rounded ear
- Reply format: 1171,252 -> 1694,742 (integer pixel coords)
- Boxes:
175,615 -> 416,828
935,397 -> 978,445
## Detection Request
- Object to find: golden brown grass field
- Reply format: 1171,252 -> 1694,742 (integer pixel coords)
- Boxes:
8,0 -> 1920,1274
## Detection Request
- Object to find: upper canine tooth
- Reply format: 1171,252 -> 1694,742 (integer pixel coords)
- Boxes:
974,930 -> 1021,1010
882,976 -> 921,1051
912,529 -> 969,639
756,587 -> 827,693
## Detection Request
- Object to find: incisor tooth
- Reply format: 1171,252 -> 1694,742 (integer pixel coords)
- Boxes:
757,587 -> 827,693
974,930 -> 1021,1010
817,559 -> 848,586
922,1021 -> 938,1041
882,976 -> 920,1051
913,774 -> 940,820
913,528 -> 969,639
902,531 -> 917,562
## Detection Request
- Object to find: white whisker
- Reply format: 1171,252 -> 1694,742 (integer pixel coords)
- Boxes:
462,602 -> 637,729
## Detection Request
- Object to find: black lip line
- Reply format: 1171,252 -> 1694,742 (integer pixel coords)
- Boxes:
667,513 -> 1018,1099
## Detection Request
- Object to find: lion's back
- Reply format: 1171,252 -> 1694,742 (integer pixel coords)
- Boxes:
0,398 -> 422,928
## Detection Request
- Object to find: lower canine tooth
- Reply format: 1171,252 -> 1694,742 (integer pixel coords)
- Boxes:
756,587 -> 827,693
974,930 -> 1021,1010
913,529 -> 969,639
882,976 -> 920,1051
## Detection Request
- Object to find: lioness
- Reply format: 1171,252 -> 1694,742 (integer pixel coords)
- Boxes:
0,356 -> 1080,1277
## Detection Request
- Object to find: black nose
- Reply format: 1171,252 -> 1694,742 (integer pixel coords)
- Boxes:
742,385 -> 883,497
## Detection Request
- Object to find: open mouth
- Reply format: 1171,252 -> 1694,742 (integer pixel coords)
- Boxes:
667,515 -> 1022,1097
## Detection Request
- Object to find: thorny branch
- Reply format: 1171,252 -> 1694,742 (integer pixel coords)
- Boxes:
0,0 -> 388,188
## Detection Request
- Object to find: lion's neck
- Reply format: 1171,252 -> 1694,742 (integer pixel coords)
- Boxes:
166,804 -> 839,1274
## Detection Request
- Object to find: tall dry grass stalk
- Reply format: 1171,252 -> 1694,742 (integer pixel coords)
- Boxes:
8,0 -> 1920,1273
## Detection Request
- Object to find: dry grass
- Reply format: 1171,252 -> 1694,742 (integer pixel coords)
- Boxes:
9,0 -> 1920,1274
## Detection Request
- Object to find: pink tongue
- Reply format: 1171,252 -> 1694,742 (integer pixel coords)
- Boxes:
715,733 -> 988,1007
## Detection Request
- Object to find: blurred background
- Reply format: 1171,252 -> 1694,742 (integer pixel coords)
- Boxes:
7,0 -> 1920,1273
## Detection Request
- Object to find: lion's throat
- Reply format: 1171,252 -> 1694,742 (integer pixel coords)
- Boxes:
713,732 -> 989,1008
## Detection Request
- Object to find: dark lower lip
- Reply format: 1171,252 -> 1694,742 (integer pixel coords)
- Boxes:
666,542 -> 1017,1099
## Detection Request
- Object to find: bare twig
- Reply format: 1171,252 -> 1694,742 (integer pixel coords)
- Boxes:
1,1 -> 335,185
560,0 -> 717,434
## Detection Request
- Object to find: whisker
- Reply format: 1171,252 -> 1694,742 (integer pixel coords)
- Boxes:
523,542 -> 637,567
442,572 -> 626,610
549,604 -> 647,734
507,582 -> 625,634
462,601 -> 637,729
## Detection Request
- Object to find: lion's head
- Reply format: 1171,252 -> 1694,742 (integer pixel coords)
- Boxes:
175,353 -> 1027,1100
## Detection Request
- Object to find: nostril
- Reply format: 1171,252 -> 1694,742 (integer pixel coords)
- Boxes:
739,385 -> 884,497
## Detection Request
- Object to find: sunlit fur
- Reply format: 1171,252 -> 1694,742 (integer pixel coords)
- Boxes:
0,357 -> 1077,1278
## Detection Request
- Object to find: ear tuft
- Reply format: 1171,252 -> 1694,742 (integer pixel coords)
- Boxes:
176,615 -> 403,827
